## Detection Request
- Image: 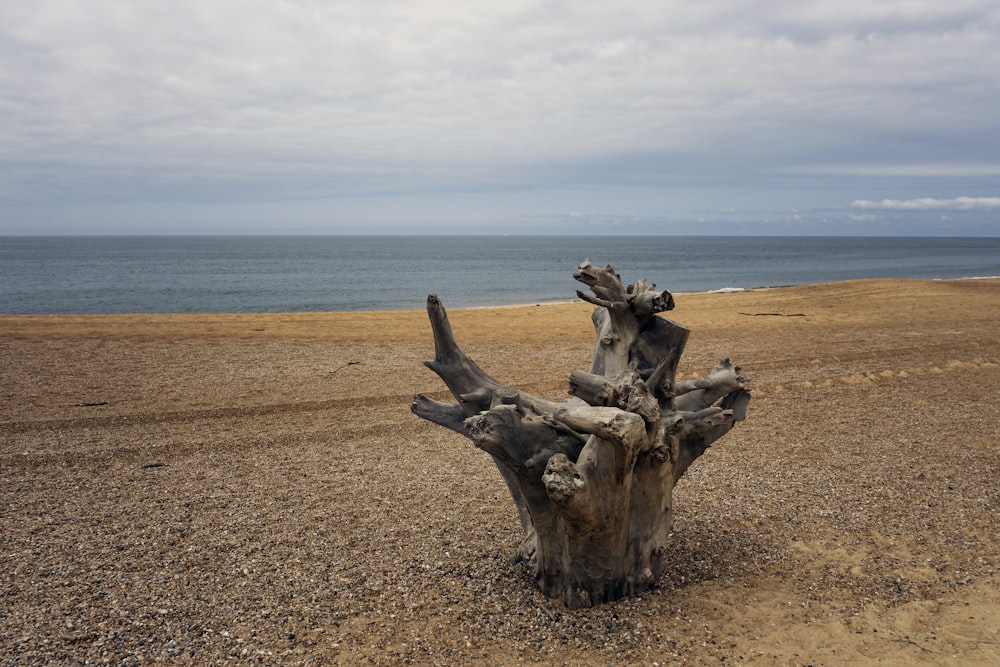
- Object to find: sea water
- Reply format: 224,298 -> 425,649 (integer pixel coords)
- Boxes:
1,235 -> 998,314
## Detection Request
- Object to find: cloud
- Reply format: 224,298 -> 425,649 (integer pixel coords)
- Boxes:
796,164 -> 1000,177
851,197 -> 1000,211
1,1 -> 999,234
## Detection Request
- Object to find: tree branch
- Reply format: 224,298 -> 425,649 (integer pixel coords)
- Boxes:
553,405 -> 648,450
673,409 -> 739,482
568,369 -> 659,423
674,359 -> 747,412
422,294 -> 504,414
410,395 -> 469,436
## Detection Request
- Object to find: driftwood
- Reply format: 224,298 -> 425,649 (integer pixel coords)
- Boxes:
412,260 -> 749,608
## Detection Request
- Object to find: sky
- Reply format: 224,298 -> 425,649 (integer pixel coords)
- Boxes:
2,0 -> 999,236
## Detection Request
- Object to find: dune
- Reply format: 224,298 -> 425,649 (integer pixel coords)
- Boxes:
1,278 -> 998,665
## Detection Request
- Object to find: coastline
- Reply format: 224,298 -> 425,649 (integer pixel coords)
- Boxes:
5,235 -> 1000,316
2,277 -> 998,664
1,274 -> 996,323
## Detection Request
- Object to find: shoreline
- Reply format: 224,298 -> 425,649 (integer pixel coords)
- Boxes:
3,275 -> 999,321
2,276 -> 998,664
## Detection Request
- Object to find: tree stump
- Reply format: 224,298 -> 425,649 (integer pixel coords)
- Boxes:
412,260 -> 750,608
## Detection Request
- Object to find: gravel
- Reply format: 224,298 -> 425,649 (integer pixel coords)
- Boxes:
2,279 -> 997,665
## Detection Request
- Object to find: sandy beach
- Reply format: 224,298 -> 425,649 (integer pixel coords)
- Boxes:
1,277 -> 997,665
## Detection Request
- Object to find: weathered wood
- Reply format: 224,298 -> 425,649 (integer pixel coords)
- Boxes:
674,359 -> 746,412
412,260 -> 749,608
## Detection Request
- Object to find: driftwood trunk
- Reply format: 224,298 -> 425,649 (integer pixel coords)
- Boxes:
412,261 -> 749,608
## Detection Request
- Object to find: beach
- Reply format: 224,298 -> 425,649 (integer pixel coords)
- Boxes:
1,277 -> 997,665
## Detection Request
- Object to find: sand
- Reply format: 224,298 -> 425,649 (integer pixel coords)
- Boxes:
1,277 -> 997,665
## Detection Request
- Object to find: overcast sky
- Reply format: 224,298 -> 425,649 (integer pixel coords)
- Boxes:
2,1 -> 999,235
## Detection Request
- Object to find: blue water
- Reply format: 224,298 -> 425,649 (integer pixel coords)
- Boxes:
1,235 -> 998,314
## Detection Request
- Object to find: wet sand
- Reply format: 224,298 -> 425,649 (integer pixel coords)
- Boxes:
1,278 -> 998,665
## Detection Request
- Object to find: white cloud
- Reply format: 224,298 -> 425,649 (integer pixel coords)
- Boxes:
795,164 -> 1000,177
851,197 -> 1000,211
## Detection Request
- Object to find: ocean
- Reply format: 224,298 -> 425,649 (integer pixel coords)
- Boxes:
1,235 -> 998,314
